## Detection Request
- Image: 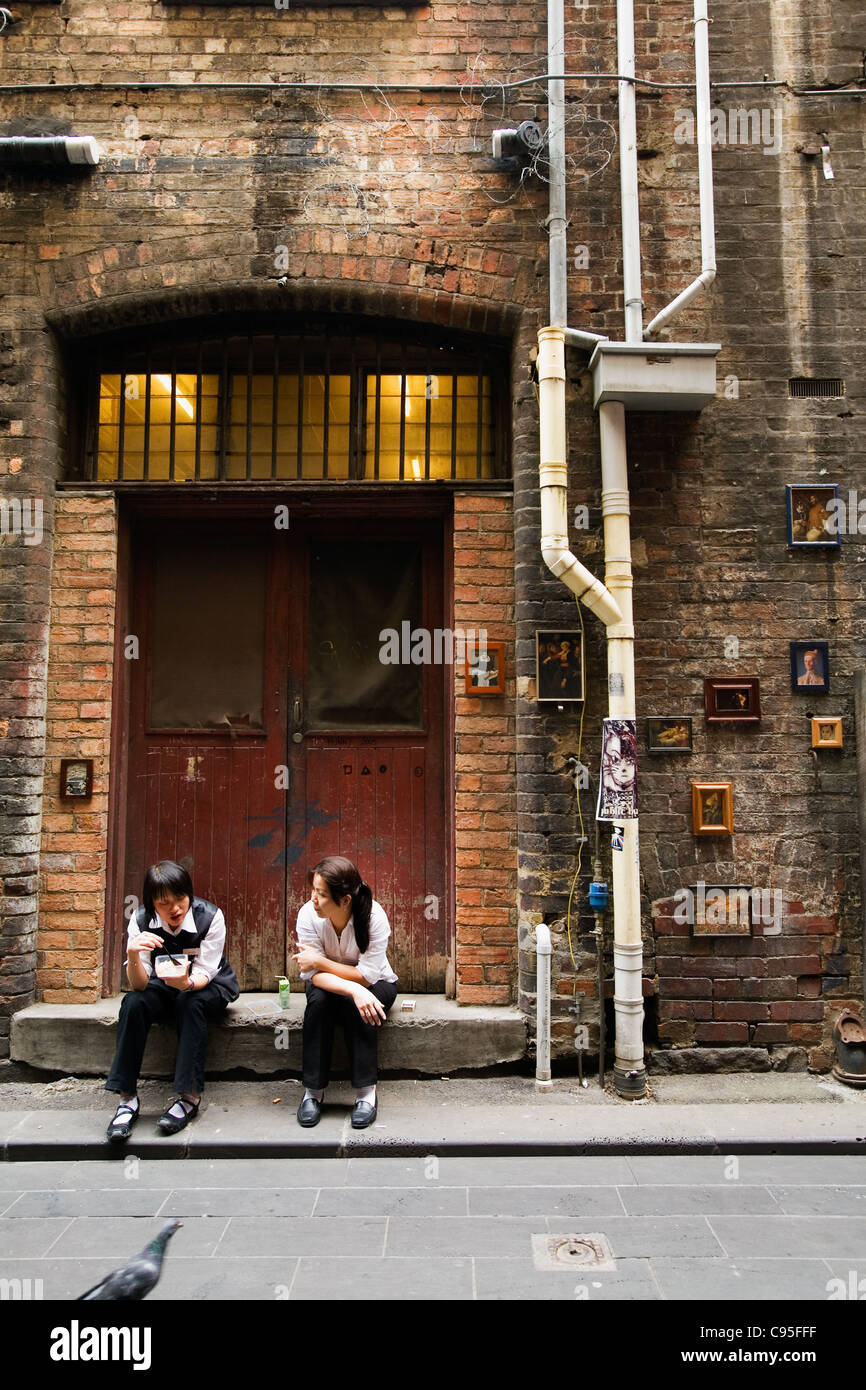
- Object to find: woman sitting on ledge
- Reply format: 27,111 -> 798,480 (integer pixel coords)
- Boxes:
293,856 -> 398,1130
104,860 -> 239,1142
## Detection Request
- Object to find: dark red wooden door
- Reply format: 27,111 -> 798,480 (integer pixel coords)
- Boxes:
123,516 -> 446,991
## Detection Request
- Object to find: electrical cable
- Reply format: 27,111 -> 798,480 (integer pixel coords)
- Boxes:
0,74 -> 863,95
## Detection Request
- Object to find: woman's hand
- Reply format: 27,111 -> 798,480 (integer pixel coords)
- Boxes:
293,946 -> 325,973
352,986 -> 386,1026
127,932 -> 163,956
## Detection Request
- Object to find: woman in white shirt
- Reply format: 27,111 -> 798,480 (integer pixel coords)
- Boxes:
293,855 -> 398,1130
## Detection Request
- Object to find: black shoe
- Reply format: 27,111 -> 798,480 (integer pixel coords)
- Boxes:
106,1099 -> 139,1144
157,1096 -> 200,1135
297,1095 -> 322,1128
351,1098 -> 377,1129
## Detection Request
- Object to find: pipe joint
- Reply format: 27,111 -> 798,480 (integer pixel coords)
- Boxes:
601,489 -> 632,515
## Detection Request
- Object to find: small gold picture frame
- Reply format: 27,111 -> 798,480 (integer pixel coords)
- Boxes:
811,716 -> 842,749
691,781 -> 733,836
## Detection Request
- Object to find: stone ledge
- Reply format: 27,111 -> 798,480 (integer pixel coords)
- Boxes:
10,994 -> 527,1078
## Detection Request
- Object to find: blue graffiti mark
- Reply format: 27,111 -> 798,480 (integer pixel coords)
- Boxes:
245,801 -> 340,867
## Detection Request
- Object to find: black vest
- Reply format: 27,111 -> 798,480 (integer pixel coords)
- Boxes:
135,898 -> 239,1002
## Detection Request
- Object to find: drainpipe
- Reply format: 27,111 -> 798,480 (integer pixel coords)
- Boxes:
617,0 -> 644,345
536,0 -> 647,1099
0,136 -> 100,166
644,0 -> 716,337
535,924 -> 553,1091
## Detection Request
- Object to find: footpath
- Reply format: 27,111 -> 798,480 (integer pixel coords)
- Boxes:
1,1068 -> 864,1159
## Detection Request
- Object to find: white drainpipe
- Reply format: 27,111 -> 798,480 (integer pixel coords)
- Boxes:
644,0 -> 716,336
535,0 -> 648,1098
535,924 -> 553,1090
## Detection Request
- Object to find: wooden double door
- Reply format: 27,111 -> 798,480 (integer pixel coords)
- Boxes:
122,514 -> 447,991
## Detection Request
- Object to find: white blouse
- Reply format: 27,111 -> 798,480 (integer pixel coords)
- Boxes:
295,898 -> 398,985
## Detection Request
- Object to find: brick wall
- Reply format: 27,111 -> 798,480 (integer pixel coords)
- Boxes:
653,894 -> 847,1071
454,493 -> 517,1004
37,496 -> 118,1003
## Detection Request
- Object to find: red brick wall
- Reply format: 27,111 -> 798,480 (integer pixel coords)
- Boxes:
37,496 -> 118,1003
653,894 -> 845,1070
454,494 -> 517,1003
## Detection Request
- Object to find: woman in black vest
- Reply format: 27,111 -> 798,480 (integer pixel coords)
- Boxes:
104,860 -> 239,1142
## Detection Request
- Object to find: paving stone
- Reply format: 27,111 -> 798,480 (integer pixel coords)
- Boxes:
60,1158 -> 350,1188
468,1185 -> 626,1218
650,1257 -> 835,1301
626,1155 -> 866,1186
344,1157 -> 442,1186
618,1185 -> 781,1216
578,1216 -> 726,1258
0,1216 -> 74,1257
216,1216 -> 387,1258
473,1256 -> 660,1301
46,1214 -> 227,1258
436,1156 -> 636,1186
386,1216 -> 548,1258
314,1186 -> 468,1217
159,1187 -> 318,1218
707,1216 -> 866,1260
772,1187 -> 866,1217
290,1256 -> 474,1300
0,1160 -> 78,1189
8,1188 -> 174,1218
149,1257 -> 301,1301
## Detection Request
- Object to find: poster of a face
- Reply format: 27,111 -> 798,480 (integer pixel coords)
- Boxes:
596,718 -> 638,822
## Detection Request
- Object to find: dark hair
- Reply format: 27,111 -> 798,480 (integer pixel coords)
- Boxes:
143,860 -> 195,920
309,856 -> 372,953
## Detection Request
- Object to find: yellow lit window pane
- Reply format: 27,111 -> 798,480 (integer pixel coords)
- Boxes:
96,373 -> 219,480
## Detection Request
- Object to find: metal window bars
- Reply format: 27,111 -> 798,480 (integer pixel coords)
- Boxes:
87,323 -> 507,484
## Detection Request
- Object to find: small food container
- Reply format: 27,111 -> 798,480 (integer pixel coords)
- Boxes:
154,953 -> 191,982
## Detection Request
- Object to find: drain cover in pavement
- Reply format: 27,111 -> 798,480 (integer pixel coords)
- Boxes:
531,1233 -> 616,1272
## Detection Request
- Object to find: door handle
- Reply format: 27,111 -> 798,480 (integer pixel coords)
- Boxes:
292,698 -> 303,743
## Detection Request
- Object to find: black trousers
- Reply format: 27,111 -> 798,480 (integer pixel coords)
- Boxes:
302,979 -> 398,1089
105,978 -> 229,1097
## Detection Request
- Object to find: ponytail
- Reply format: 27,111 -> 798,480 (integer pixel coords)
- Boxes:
351,880 -> 373,953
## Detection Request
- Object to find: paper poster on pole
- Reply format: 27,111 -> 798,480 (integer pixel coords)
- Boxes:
596,718 -> 638,822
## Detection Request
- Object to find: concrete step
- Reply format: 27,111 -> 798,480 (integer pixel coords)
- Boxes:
10,995 -> 528,1078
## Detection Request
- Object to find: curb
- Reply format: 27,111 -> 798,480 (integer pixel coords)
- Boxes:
3,1135 -> 866,1160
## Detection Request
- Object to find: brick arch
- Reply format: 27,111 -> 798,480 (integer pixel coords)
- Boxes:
43,275 -> 526,346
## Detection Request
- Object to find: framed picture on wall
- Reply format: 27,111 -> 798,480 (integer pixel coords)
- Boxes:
464,641 -> 505,695
786,484 -> 841,548
704,677 -> 761,723
536,630 -> 584,702
811,716 -> 842,748
691,781 -> 733,835
60,758 -> 93,801
646,716 -> 693,753
790,641 -> 830,694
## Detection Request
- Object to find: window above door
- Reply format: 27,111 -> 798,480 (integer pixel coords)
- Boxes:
79,319 -> 508,485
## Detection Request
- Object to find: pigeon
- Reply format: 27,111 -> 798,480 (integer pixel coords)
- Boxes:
78,1220 -> 182,1300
